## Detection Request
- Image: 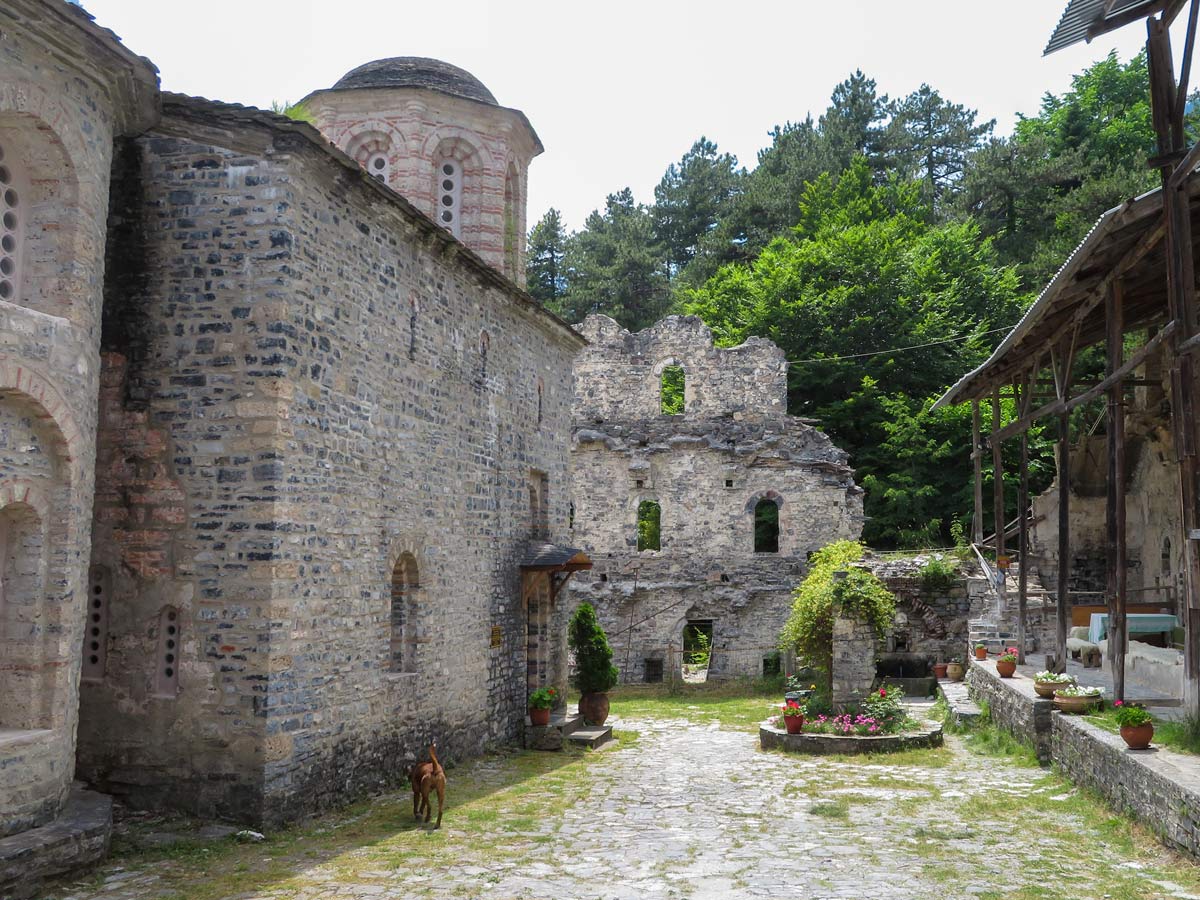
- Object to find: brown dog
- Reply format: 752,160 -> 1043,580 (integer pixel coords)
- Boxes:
409,742 -> 446,828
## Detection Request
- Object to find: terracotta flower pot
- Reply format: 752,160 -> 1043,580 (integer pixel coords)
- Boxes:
784,714 -> 804,734
975,647 -> 988,660
528,707 -> 551,727
946,662 -> 964,682
579,692 -> 610,726
996,659 -> 1017,678
933,663 -> 949,679
1054,692 -> 1100,714
1120,722 -> 1154,750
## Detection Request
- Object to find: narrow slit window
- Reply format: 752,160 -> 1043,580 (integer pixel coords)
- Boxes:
637,500 -> 661,552
390,552 -> 420,673
153,606 -> 181,698
437,158 -> 462,237
754,498 -> 779,553
660,365 -> 685,415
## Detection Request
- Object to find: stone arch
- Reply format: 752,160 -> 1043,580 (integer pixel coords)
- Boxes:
385,535 -> 428,673
0,362 -> 84,472
423,131 -> 491,243
0,98 -> 83,320
344,123 -> 407,187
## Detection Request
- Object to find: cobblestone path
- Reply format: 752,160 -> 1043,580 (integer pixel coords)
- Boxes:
54,715 -> 1200,900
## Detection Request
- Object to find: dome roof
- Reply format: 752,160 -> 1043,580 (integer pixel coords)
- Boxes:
331,57 -> 497,105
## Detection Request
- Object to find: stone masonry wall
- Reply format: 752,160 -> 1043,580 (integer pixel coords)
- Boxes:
570,315 -> 863,682
831,614 -> 876,709
0,0 -> 156,839
77,96 -> 582,826
965,659 -> 1053,763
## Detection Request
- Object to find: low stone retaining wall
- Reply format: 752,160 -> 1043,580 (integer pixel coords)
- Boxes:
1053,714 -> 1200,859
965,659 -> 1054,763
967,659 -> 1200,862
0,786 -> 112,900
759,720 -> 943,755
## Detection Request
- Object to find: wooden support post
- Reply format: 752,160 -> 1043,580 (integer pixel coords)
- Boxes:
1106,281 -> 1128,702
973,400 -> 984,546
992,390 -> 1005,559
1056,409 -> 1072,673
1018,428 -> 1030,666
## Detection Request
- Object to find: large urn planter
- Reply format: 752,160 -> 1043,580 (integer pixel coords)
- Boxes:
996,659 -> 1017,678
1120,723 -> 1154,750
528,707 -> 551,727
946,662 -> 964,682
579,692 -> 611,726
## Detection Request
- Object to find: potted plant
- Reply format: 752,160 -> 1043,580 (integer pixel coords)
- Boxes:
1032,670 -> 1074,699
568,602 -> 619,726
974,643 -> 988,660
996,647 -> 1018,678
1113,700 -> 1154,749
1053,684 -> 1103,714
946,659 -> 965,682
527,686 -> 556,727
932,661 -> 949,679
781,701 -> 805,734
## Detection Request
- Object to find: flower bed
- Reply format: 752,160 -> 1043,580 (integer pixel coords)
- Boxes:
760,684 -> 940,754
759,718 -> 943,755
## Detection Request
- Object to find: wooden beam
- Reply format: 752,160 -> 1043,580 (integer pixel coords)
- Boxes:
1018,423 -> 1030,666
1087,1 -> 1167,41
972,399 -> 984,545
1064,320 -> 1178,411
1056,407 -> 1072,673
992,390 -> 1005,557
1106,281 -> 1128,702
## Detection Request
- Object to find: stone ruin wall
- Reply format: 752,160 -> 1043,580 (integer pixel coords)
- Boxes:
569,315 -> 863,682
75,97 -> 581,826
0,2 -> 155,839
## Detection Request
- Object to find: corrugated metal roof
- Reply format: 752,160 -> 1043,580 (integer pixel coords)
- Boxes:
1045,0 -> 1159,54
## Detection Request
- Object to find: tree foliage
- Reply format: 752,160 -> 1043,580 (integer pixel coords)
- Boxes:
526,208 -> 567,306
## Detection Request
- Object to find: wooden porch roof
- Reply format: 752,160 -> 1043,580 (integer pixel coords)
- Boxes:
934,177 -> 1200,409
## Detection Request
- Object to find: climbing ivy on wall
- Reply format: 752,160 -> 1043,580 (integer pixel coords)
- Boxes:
779,540 -> 895,686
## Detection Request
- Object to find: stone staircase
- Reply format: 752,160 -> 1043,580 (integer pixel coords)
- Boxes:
525,705 -> 613,751
968,568 -> 1057,655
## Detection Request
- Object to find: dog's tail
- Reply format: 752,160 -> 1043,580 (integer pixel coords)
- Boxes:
429,742 -> 440,770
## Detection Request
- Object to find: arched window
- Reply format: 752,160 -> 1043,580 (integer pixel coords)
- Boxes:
637,500 -> 661,551
0,143 -> 23,303
390,553 -> 420,672
661,365 -> 685,415
754,498 -> 780,553
0,501 -> 45,728
503,164 -> 519,279
436,158 -> 462,237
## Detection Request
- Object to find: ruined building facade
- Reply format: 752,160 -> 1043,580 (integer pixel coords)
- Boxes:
2,1 -> 584,884
568,315 -> 863,682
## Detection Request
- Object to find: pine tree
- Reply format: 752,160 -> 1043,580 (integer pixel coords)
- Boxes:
526,208 -> 567,305
652,137 -> 744,275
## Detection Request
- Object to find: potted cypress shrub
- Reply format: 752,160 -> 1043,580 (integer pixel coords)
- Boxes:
568,602 -> 619,726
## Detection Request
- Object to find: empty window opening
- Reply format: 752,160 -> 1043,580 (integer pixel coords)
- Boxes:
682,620 -> 713,679
536,378 -> 544,425
725,479 -> 734,488
754,498 -> 780,553
599,573 -> 608,582
762,652 -> 782,678
0,501 -> 45,728
660,365 -> 685,415
153,606 -> 181,698
390,552 -> 420,673
0,143 -> 21,303
437,158 -> 462,237
635,479 -> 644,489
637,500 -> 661,552
719,573 -> 730,583
82,565 -> 111,682
1162,537 -> 1173,579
643,658 -> 664,683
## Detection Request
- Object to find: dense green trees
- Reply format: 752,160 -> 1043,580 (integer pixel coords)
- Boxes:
528,51 -> 1167,547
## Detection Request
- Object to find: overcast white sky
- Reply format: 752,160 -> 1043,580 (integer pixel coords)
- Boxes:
83,0 -> 1184,232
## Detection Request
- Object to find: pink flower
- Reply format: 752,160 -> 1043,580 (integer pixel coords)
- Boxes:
1115,700 -> 1123,707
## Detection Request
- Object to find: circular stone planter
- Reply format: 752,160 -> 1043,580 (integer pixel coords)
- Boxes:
759,720 -> 943,755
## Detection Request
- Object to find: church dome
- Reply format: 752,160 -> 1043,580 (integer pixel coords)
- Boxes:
331,57 -> 498,106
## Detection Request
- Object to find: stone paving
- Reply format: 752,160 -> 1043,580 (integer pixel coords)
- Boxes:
50,712 -> 1200,900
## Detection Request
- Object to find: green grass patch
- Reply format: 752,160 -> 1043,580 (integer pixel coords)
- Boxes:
607,679 -> 784,732
961,723 -> 1041,767
808,798 -> 850,819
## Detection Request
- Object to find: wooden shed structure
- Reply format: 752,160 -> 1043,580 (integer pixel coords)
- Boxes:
935,0 -> 1200,714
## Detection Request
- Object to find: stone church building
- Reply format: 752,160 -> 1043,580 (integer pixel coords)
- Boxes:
568,315 -> 863,682
1,0 -> 587,889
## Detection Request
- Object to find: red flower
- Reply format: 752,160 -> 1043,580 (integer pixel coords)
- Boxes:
879,688 -> 886,697
1114,699 -> 1123,707
548,688 -> 556,695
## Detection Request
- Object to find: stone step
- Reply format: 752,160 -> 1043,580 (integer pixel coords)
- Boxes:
567,724 -> 613,749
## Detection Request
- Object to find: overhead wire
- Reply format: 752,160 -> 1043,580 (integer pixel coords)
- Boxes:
786,322 -> 1019,365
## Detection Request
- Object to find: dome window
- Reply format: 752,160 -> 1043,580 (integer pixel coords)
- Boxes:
437,158 -> 462,238
366,152 -> 389,182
